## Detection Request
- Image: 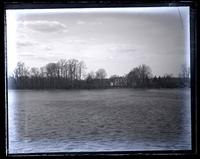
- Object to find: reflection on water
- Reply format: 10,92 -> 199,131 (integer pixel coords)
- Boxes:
8,89 -> 191,153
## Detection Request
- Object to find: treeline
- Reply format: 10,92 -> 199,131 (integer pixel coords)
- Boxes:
8,59 -> 110,89
126,64 -> 190,88
8,59 -> 190,89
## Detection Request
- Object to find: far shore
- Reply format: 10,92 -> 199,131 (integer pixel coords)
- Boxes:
7,87 -> 191,91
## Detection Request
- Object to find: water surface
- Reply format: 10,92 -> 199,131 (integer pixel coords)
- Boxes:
8,88 -> 191,153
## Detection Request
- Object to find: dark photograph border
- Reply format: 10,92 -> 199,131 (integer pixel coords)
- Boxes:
2,0 -> 198,158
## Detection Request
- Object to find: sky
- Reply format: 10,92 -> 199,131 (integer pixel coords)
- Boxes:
6,7 -> 190,77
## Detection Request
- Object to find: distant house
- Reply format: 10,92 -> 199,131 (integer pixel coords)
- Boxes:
110,76 -> 127,87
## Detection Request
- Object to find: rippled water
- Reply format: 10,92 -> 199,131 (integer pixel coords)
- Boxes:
8,89 -> 191,154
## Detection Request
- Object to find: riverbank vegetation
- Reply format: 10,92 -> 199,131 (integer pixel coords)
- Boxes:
8,59 -> 190,89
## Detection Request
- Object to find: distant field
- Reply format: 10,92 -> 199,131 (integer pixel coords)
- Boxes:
8,88 -> 191,153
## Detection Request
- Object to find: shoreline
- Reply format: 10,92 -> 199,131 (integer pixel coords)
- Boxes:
7,87 -> 191,91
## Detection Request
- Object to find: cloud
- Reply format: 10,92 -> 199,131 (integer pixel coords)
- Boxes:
63,39 -> 87,45
109,46 -> 137,55
19,20 -> 68,33
91,21 -> 102,25
17,39 -> 53,52
17,40 -> 38,47
19,54 -> 35,57
77,20 -> 102,25
77,20 -> 85,25
40,45 -> 52,51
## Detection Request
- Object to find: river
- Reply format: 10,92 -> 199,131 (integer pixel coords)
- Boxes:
8,88 -> 191,153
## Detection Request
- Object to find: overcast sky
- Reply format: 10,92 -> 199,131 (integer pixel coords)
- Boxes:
6,7 -> 190,77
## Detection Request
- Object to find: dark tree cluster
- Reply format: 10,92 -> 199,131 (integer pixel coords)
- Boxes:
126,64 -> 190,88
85,69 -> 111,89
8,59 -> 110,89
127,64 -> 152,88
8,60 -> 190,90
8,59 -> 85,89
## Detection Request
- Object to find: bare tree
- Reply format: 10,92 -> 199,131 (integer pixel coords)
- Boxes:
77,61 -> 86,80
68,59 -> 78,81
30,67 -> 40,77
95,68 -> 107,79
179,64 -> 190,87
39,66 -> 47,77
57,59 -> 67,78
95,68 -> 107,88
46,62 -> 59,78
127,64 -> 152,88
179,64 -> 190,79
12,62 -> 30,89
88,71 -> 95,79
14,62 -> 29,78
